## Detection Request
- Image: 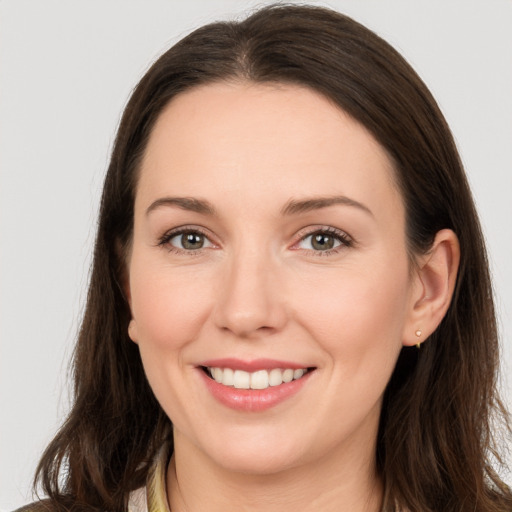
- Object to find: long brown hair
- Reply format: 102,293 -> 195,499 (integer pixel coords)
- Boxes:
34,4 -> 511,511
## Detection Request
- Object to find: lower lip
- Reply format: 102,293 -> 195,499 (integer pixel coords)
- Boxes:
199,369 -> 313,412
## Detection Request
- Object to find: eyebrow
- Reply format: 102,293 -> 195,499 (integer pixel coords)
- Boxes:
145,194 -> 373,218
281,196 -> 374,217
146,197 -> 217,216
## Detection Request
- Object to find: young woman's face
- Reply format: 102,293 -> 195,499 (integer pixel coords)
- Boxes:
127,82 -> 419,474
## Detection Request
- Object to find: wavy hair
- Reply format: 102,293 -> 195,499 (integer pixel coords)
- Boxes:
34,4 -> 511,511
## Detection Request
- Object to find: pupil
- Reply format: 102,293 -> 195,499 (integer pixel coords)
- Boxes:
182,233 -> 204,250
312,233 -> 334,250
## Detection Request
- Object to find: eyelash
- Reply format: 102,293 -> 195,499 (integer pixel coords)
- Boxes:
157,226 -> 213,255
293,226 -> 353,256
157,225 -> 353,256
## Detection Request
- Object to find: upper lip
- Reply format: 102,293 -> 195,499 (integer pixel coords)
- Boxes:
199,358 -> 313,372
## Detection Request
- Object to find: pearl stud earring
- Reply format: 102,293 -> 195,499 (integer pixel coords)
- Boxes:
415,329 -> 422,349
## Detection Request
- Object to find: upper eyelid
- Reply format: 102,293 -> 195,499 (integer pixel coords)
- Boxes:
157,225 -> 217,247
293,225 -> 352,241
156,224 -> 353,248
161,225 -> 213,238
290,225 -> 354,252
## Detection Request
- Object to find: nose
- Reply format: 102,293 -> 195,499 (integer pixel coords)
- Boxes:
213,247 -> 287,339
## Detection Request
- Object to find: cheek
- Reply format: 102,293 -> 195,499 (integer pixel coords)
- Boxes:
128,257 -> 213,351
288,263 -> 410,439
293,261 -> 410,367
128,257 -> 215,420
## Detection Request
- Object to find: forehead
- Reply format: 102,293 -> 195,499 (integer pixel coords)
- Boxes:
136,81 -> 402,218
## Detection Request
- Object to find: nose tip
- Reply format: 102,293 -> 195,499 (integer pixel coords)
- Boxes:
213,258 -> 286,339
220,311 -> 276,338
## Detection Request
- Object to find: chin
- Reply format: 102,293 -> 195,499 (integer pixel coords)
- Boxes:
217,450 -> 302,476
199,430 -> 309,476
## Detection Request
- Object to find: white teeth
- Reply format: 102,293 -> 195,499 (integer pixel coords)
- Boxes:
293,369 -> 304,379
233,370 -> 250,389
206,366 -> 309,390
269,368 -> 283,386
250,370 -> 269,390
212,367 -> 223,383
222,367 -> 234,386
282,369 -> 294,383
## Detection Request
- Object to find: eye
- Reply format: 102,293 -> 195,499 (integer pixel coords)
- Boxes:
172,232 -> 209,250
159,228 -> 214,252
296,228 -> 352,253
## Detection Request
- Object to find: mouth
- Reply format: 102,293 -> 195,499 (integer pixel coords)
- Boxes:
202,366 -> 314,390
197,358 -> 316,411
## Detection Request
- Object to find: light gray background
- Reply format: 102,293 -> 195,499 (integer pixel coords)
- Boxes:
1,1 -> 511,509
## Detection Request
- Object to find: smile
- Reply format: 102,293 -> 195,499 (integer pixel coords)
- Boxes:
198,358 -> 316,411
206,367 -> 310,390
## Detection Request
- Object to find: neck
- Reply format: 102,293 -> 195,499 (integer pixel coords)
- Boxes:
166,431 -> 383,512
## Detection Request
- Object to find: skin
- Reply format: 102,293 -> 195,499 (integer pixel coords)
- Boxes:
126,82 -> 459,512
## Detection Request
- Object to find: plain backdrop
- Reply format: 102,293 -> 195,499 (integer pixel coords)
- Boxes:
1,0 -> 511,509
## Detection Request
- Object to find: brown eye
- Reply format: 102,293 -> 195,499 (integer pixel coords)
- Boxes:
167,230 -> 213,251
296,229 -> 351,253
311,233 -> 336,250
181,232 -> 205,250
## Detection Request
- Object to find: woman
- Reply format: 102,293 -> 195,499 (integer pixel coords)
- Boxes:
22,4 -> 511,512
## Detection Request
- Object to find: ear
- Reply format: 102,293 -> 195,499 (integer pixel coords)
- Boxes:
116,238 -> 138,343
128,318 -> 139,344
402,229 -> 460,347
123,275 -> 139,345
